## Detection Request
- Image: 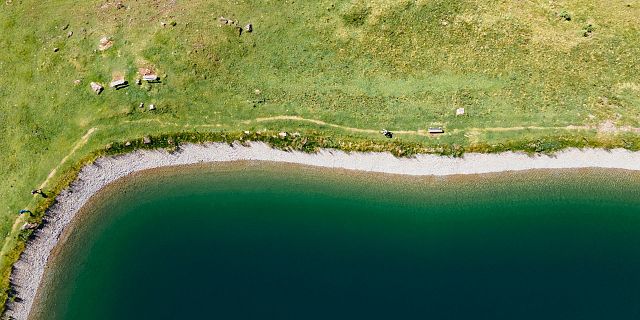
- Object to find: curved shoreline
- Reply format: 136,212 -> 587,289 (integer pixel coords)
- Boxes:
7,142 -> 640,319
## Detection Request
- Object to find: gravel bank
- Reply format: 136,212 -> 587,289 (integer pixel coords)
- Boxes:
7,142 -> 640,319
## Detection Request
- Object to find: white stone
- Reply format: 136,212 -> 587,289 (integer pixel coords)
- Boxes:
90,82 -> 103,94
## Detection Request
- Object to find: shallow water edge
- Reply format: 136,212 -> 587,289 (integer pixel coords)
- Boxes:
7,142 -> 640,320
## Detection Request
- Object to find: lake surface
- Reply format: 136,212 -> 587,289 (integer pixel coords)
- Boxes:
34,162 -> 640,319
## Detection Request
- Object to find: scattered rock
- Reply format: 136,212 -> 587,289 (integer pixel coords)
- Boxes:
243,131 -> 250,135
219,16 -> 251,36
143,136 -> 152,144
160,21 -> 167,27
149,104 -> 156,110
67,31 -> 73,38
21,223 -> 38,231
73,79 -> 81,85
53,47 -> 59,52
456,108 -> 465,116
135,78 -> 141,85
115,2 -> 125,9
125,141 -> 132,147
98,36 -> 114,51
254,89 -> 261,95
139,102 -> 144,108
62,24 -> 69,30
278,132 -> 288,138
90,82 -> 104,94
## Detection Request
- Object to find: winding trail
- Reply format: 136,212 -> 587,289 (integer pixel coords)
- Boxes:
125,115 -> 640,136
253,115 -> 381,134
122,115 -> 626,138
38,128 -> 98,190
122,118 -> 223,128
19,127 -> 97,225
0,128 -> 98,289
251,115 -> 594,136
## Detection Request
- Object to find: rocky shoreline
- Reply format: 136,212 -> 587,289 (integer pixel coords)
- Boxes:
6,142 -> 640,319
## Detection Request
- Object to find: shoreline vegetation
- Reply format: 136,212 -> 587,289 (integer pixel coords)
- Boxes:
5,134 -> 640,319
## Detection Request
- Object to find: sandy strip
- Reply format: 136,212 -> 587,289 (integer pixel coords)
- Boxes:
7,142 -> 640,319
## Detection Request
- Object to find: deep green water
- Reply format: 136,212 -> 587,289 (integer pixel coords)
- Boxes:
35,162 -> 640,319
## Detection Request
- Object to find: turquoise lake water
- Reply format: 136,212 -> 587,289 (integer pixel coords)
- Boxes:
34,162 -> 640,319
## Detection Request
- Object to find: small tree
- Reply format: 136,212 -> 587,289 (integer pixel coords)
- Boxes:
583,24 -> 595,37
558,10 -> 572,21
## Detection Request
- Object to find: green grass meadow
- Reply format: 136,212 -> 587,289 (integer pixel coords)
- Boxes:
1,0 -> 639,310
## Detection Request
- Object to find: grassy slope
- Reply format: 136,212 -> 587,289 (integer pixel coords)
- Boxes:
0,0 -> 639,308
